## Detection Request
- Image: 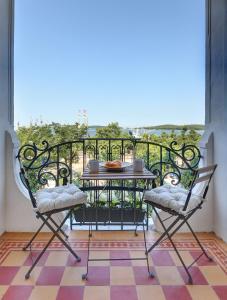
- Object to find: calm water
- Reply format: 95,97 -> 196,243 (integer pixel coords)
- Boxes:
87,127 -> 204,137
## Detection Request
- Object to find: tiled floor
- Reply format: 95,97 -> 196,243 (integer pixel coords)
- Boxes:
0,231 -> 227,300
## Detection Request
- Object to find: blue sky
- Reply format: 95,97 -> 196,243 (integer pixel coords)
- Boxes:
14,0 -> 205,127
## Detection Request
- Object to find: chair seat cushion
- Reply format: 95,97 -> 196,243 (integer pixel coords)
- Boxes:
144,184 -> 203,215
35,184 -> 87,213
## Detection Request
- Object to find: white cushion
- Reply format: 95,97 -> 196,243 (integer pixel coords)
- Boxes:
144,184 -> 203,215
35,184 -> 87,213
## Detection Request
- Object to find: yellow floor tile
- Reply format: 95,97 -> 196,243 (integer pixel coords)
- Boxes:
60,267 -> 86,286
45,251 -> 68,266
169,250 -> 196,266
83,286 -> 110,300
1,251 -> 29,266
187,285 -> 219,300
155,266 -> 184,285
11,266 -> 42,285
29,286 -> 59,300
0,286 -> 8,299
137,285 -> 166,300
130,250 -> 152,266
110,266 -> 135,285
89,251 -> 110,266
200,265 -> 227,285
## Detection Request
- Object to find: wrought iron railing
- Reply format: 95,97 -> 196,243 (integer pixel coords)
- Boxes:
17,138 -> 201,230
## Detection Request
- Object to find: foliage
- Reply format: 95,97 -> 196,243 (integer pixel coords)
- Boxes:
17,122 -> 88,164
95,122 -> 129,138
17,121 -> 202,194
141,129 -> 201,147
17,122 -> 87,145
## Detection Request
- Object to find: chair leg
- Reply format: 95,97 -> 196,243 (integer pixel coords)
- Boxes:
185,220 -> 212,261
40,210 -> 81,261
25,210 -> 80,279
142,213 -> 154,278
146,205 -> 196,255
49,216 -> 69,239
23,219 -> 47,251
146,214 -> 181,254
25,232 -> 56,279
82,222 -> 92,280
70,211 -> 73,230
152,207 -> 193,284
23,214 -> 68,252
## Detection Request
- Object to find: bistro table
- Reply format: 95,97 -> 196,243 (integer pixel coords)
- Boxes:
80,163 -> 156,280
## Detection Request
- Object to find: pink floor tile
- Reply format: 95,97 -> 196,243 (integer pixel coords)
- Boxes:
0,267 -> 19,285
133,266 -> 159,285
189,250 -> 216,266
110,250 -> 131,266
213,286 -> 227,300
151,250 -> 175,266
2,286 -> 33,300
111,286 -> 138,300
66,250 -> 87,266
56,286 -> 84,300
85,266 -> 110,286
36,266 -> 65,285
23,250 -> 49,266
178,266 -> 208,285
162,286 -> 192,300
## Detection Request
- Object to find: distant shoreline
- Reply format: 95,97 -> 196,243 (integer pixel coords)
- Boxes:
88,124 -> 205,131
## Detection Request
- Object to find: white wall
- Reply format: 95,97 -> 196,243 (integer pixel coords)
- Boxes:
0,0 -> 14,234
205,0 -> 227,242
5,130 -> 41,232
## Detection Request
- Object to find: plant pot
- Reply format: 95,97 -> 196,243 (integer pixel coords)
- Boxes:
74,206 -> 145,223
110,208 -> 145,222
74,206 -> 109,222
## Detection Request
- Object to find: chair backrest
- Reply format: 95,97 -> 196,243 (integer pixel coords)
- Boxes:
182,164 -> 217,211
18,165 -> 37,209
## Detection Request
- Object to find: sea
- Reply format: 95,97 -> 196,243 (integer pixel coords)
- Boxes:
87,128 -> 204,138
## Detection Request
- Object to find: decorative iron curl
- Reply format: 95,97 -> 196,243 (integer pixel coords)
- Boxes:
37,162 -> 71,186
162,171 -> 181,186
58,165 -> 71,179
98,144 -> 109,160
38,171 -> 57,186
169,141 -> 201,170
111,144 -> 122,152
110,144 -> 123,160
149,161 -> 181,186
84,144 -> 96,158
98,144 -> 109,152
17,140 -> 51,169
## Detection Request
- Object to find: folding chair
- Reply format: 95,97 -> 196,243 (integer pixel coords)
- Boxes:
19,167 -> 87,279
144,164 -> 217,284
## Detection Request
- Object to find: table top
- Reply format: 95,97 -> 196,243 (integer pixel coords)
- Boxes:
80,165 -> 156,181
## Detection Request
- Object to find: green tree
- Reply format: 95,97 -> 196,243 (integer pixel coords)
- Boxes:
17,122 -> 88,164
96,122 -> 123,138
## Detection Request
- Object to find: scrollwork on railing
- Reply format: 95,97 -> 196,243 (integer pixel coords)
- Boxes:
17,138 -> 201,193
84,144 -> 96,160
169,141 -> 201,170
150,161 -> 181,186
17,140 -> 50,170
37,162 -> 71,186
142,141 -> 201,186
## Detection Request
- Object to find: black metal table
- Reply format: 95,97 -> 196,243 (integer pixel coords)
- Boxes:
80,164 -> 156,280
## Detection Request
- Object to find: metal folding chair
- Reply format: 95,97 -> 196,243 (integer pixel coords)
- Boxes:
19,167 -> 87,279
144,164 -> 217,284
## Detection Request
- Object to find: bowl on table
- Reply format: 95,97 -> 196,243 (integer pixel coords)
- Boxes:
100,160 -> 131,172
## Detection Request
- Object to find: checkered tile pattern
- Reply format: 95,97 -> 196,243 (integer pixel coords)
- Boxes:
0,237 -> 227,300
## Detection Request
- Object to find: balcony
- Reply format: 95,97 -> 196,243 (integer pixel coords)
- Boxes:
17,137 -> 201,231
1,0 -> 227,299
